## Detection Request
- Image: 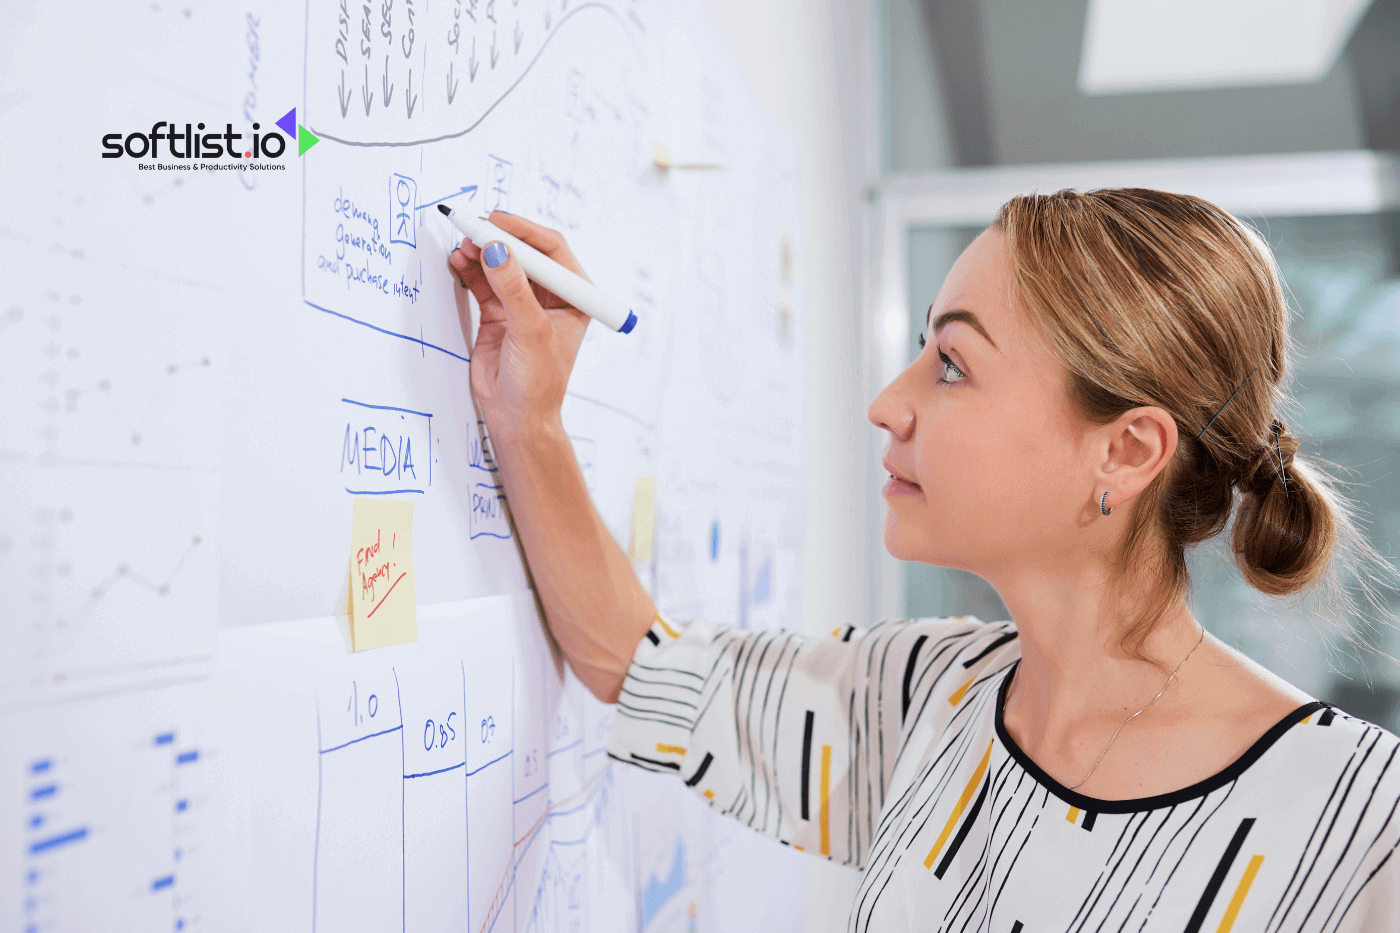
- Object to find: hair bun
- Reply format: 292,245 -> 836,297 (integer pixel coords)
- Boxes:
1239,419 -> 1298,496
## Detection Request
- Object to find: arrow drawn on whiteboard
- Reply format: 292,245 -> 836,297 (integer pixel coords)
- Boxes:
514,20 -> 523,53
382,55 -> 394,107
490,29 -> 499,68
405,69 -> 417,118
469,36 -> 479,81
362,63 -> 375,115
416,185 -> 478,210
338,70 -> 351,117
447,62 -> 458,103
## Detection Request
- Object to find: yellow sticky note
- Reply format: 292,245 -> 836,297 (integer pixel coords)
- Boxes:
629,476 -> 656,562
349,497 -> 418,651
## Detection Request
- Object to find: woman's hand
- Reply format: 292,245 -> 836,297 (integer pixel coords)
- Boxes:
447,212 -> 591,437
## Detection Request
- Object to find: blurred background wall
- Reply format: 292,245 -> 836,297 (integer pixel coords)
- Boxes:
698,2 -> 1400,930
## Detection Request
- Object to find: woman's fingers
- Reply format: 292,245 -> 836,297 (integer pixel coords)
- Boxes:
487,211 -> 591,282
477,240 -> 551,343
451,215 -> 587,315
449,240 -> 505,322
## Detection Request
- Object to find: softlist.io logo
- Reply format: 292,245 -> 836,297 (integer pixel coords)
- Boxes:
101,107 -> 318,171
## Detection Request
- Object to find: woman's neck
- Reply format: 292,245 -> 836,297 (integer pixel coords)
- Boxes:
998,580 -> 1204,762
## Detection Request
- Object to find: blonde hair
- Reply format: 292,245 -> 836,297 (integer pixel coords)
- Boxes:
994,187 -> 1399,672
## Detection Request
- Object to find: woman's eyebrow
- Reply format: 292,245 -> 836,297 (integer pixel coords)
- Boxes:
926,306 -> 998,351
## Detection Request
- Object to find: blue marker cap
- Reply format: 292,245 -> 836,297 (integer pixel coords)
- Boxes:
619,310 -> 638,334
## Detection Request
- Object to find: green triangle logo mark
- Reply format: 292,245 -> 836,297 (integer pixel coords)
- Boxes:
298,124 -> 319,156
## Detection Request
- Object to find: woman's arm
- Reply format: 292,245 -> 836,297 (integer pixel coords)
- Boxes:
607,614 -> 1009,868
445,218 -> 1017,868
487,416 -> 655,703
448,213 -> 654,704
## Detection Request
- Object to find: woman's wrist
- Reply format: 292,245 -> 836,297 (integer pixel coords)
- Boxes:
487,407 -> 565,454
487,410 -> 576,490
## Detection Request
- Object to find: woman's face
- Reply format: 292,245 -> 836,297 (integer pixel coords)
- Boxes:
867,227 -> 1105,576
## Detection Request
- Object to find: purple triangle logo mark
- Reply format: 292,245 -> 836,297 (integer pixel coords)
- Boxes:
275,108 -> 297,138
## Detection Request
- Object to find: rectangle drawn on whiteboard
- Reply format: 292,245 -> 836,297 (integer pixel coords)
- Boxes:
340,398 -> 432,495
390,174 -> 418,248
469,483 -> 511,540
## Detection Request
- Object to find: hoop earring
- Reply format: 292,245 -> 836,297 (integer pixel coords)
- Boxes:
1100,491 -> 1113,516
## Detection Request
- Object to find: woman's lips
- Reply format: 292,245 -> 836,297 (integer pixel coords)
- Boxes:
883,474 -> 923,497
882,458 -> 921,495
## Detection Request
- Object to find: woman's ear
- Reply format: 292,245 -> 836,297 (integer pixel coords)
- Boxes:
1101,407 -> 1178,496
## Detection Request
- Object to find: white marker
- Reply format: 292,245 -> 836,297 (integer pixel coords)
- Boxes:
438,205 -> 637,334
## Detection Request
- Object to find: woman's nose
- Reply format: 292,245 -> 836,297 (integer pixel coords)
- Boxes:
868,381 -> 914,441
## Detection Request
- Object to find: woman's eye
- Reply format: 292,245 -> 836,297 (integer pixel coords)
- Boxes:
918,334 -> 965,385
936,350 -> 966,385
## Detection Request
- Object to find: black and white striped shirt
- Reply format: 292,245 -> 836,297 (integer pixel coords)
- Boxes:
607,614 -> 1400,931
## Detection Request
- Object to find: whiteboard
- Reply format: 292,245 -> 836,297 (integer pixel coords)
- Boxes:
0,1 -> 810,930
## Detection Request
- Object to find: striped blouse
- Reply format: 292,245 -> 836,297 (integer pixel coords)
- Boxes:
606,614 -> 1400,932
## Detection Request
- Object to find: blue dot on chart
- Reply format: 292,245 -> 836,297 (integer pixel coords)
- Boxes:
176,920 -> 185,931
709,521 -> 720,562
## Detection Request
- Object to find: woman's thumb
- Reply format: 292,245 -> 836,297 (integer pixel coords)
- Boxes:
480,240 -> 548,337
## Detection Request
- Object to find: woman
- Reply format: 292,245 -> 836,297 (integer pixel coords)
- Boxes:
448,188 -> 1400,930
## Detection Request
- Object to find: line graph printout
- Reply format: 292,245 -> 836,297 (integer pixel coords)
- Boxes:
1,465 -> 219,702
0,166 -> 229,707
0,0 -> 242,705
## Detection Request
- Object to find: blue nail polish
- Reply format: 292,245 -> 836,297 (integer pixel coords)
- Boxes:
483,241 -> 509,268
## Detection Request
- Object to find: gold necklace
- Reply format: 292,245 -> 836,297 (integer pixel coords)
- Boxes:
1006,625 -> 1206,791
